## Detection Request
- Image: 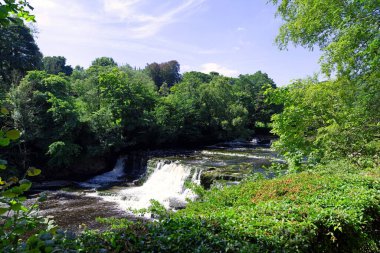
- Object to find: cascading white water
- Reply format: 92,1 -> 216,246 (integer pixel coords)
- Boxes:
79,157 -> 127,188
92,161 -> 195,211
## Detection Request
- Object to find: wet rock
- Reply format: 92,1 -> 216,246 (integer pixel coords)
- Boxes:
200,169 -> 246,189
124,152 -> 149,181
168,197 -> 187,210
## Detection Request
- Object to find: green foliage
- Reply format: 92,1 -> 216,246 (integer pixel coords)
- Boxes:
42,56 -> 73,76
91,57 -> 118,67
0,0 -> 35,27
234,71 -> 280,128
145,60 -> 181,88
266,77 -> 379,170
268,0 -> 379,171
10,71 -> 82,173
0,23 -> 42,91
153,72 -> 276,144
97,68 -> 157,148
0,105 -> 50,253
47,141 -> 82,168
62,166 -> 380,252
270,0 -> 380,78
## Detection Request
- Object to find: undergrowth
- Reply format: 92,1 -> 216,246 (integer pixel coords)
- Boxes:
67,162 -> 380,252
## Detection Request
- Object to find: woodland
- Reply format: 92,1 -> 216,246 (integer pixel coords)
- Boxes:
0,0 -> 379,252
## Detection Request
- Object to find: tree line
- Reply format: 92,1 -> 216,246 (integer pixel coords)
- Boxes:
0,23 -> 279,179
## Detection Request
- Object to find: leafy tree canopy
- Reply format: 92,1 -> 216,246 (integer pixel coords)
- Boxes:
145,60 -> 181,88
268,0 -> 380,170
270,0 -> 380,78
91,57 -> 118,67
0,23 -> 42,91
42,56 -> 73,76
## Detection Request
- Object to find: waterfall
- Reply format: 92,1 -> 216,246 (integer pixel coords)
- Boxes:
93,161 -> 194,211
191,168 -> 203,185
79,157 -> 127,188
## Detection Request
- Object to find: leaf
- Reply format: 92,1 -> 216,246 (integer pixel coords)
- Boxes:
19,179 -> 32,191
27,167 -> 41,177
0,164 -> 6,170
10,203 -> 22,211
2,191 -> 18,198
0,106 -> 9,115
6,129 -> 21,140
38,192 -> 47,202
0,137 -> 10,147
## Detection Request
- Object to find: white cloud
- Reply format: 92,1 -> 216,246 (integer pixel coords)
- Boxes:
103,0 -> 206,38
181,64 -> 192,72
200,63 -> 238,77
28,0 -> 211,67
237,27 -> 246,32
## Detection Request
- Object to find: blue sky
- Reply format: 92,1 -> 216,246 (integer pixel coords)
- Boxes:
29,0 -> 322,86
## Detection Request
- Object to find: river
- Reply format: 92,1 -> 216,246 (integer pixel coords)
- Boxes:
30,139 -> 282,231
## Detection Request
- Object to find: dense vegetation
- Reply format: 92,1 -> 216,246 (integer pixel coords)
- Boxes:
1,0 -> 379,252
3,51 -> 277,178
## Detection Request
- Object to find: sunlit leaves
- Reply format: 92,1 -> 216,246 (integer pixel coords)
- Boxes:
0,129 -> 20,146
0,136 -> 10,147
5,129 -> 20,140
270,0 -> 380,77
1,107 -> 9,115
0,0 -> 35,27
26,167 -> 41,177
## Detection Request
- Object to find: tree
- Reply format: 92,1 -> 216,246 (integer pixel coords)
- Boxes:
159,60 -> 181,87
198,76 -> 249,140
145,60 -> 181,88
268,0 -> 380,169
234,71 -> 278,128
10,71 -> 81,172
42,56 -> 73,75
145,62 -> 162,88
91,57 -> 117,67
0,0 -> 35,27
182,71 -> 212,84
270,0 -> 380,78
0,23 -> 42,91
98,68 -> 158,147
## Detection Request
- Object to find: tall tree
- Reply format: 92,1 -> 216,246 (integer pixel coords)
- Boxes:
10,71 -> 81,171
42,56 -> 73,75
234,71 -> 278,128
145,62 -> 162,88
159,60 -> 181,87
0,24 -> 42,92
91,57 -> 118,67
145,60 -> 181,88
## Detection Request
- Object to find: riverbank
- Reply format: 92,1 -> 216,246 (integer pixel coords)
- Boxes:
27,140 -> 279,232
63,161 -> 380,252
